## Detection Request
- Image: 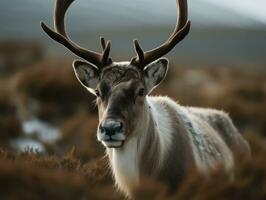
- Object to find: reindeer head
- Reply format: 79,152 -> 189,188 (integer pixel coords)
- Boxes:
41,0 -> 190,148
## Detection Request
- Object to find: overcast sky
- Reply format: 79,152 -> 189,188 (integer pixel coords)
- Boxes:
201,0 -> 266,25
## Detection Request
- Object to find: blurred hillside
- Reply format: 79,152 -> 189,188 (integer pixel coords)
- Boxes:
0,0 -> 266,67
1,0 -> 266,38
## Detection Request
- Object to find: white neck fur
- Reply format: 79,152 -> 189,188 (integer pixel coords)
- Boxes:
106,97 -> 173,196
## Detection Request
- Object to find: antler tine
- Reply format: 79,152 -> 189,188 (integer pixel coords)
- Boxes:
131,39 -> 144,62
41,0 -> 112,68
131,0 -> 190,69
100,36 -> 106,50
100,37 -> 113,64
170,0 -> 188,39
54,0 -> 74,37
102,40 -> 113,64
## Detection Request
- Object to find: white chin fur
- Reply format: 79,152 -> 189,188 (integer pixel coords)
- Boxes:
103,141 -> 123,148
111,133 -> 126,141
98,133 -> 126,141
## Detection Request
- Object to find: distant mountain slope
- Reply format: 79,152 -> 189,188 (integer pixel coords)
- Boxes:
1,0 -> 265,67
0,0 -> 265,39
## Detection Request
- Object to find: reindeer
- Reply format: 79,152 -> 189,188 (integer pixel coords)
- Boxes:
41,0 -> 251,197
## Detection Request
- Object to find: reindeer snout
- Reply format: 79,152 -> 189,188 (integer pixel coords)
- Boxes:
100,120 -> 123,136
98,119 -> 126,148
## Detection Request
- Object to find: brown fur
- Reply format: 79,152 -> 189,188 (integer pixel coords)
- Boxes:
97,65 -> 146,141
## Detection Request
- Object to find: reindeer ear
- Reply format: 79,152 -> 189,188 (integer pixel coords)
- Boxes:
73,60 -> 99,95
143,58 -> 169,93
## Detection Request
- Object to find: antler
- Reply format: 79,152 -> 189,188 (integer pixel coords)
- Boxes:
41,0 -> 112,69
130,0 -> 191,69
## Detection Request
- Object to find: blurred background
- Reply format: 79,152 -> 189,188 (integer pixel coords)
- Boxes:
0,0 -> 265,199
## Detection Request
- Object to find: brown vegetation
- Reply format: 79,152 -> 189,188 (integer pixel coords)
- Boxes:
0,149 -> 119,200
56,113 -> 104,162
15,58 -> 96,122
0,135 -> 265,200
0,41 -> 42,76
0,86 -> 22,145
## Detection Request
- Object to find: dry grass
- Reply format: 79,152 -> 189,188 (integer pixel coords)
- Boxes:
15,58 -> 96,122
0,86 -> 22,145
0,134 -> 265,200
0,148 -> 121,200
0,41 -> 42,76
56,113 -> 104,162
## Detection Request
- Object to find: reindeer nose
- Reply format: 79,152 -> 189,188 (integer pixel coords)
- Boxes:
100,120 -> 123,136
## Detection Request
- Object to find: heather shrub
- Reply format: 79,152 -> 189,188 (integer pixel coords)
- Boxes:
0,86 -> 22,144
15,58 -> 96,122
0,41 -> 42,76
56,113 -> 104,162
0,134 -> 265,200
0,149 -> 120,200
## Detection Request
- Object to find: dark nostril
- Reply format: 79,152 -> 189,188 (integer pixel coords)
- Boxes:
99,124 -> 105,132
100,120 -> 123,136
116,122 -> 123,131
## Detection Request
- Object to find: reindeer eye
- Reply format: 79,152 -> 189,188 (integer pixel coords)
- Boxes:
95,89 -> 100,97
138,88 -> 145,97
